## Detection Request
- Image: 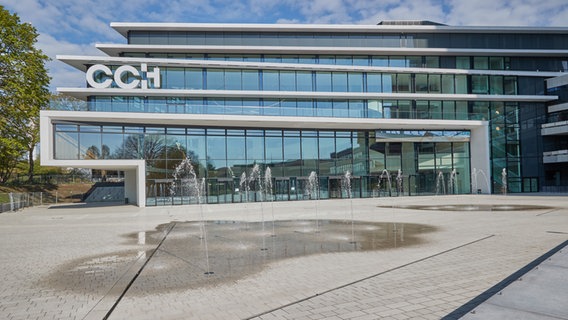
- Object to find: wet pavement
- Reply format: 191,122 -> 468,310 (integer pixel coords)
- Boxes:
47,220 -> 434,294
0,194 -> 567,320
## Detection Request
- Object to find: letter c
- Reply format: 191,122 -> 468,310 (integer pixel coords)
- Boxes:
86,64 -> 113,89
114,65 -> 141,89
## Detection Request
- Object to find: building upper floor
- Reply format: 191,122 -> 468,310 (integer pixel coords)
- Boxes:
55,22 -> 568,120
107,22 -> 568,50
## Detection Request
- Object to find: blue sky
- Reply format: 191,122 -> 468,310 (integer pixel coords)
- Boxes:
4,0 -> 568,91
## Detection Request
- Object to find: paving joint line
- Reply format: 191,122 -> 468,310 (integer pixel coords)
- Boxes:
81,250 -> 147,320
101,222 -> 177,320
444,239 -> 568,319
537,208 -> 561,216
245,234 -> 496,320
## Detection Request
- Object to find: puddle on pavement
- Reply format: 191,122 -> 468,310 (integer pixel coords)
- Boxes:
381,204 -> 553,211
43,220 -> 435,294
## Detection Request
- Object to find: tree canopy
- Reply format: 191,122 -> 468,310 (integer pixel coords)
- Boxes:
0,5 -> 50,183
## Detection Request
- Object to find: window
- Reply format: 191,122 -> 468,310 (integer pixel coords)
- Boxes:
490,76 -> 503,94
490,57 -> 504,70
382,74 -> 394,93
332,72 -> 348,92
263,70 -> 279,91
367,73 -> 381,92
473,57 -> 489,69
225,70 -> 241,90
371,56 -> 388,67
296,71 -> 313,91
471,75 -> 489,94
428,75 -> 441,93
504,77 -> 517,95
415,74 -> 428,93
280,71 -> 296,91
396,74 -> 411,93
455,75 -> 468,94
441,75 -> 454,93
348,73 -> 363,92
242,70 -> 259,90
316,72 -> 332,91
425,56 -> 439,68
456,57 -> 470,69
207,69 -> 224,90
165,68 -> 184,89
185,69 -> 203,90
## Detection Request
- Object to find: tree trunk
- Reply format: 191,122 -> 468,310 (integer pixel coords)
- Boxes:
27,147 -> 34,183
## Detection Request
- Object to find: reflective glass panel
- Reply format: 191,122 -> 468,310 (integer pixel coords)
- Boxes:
348,73 -> 363,92
332,72 -> 347,92
280,71 -> 296,91
316,72 -> 332,91
296,71 -> 313,91
242,70 -> 259,90
207,69 -> 224,90
55,132 -> 78,160
263,70 -> 279,91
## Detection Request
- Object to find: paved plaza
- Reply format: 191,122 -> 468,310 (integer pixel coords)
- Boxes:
0,194 -> 567,320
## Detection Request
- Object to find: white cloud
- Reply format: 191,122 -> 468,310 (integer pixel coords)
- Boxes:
36,33 -> 104,91
281,0 -> 354,24
355,0 -> 446,25
446,0 -> 568,26
276,18 -> 301,24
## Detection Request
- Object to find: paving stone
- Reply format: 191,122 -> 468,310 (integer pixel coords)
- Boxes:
0,195 -> 566,319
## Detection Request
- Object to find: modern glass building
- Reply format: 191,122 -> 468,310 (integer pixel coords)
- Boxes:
41,21 -> 568,206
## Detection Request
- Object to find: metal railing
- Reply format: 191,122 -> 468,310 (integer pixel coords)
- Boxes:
0,191 -> 86,213
7,174 -> 125,187
0,192 -> 43,213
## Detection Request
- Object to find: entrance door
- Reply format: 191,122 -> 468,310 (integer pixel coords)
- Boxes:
216,178 -> 233,203
275,178 -> 289,201
329,177 -> 342,198
207,178 -> 219,204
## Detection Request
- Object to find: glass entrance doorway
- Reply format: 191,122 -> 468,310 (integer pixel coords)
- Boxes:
275,177 -> 290,201
329,177 -> 342,198
207,178 -> 233,203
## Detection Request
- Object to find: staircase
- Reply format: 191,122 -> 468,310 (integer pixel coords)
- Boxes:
82,182 -> 125,203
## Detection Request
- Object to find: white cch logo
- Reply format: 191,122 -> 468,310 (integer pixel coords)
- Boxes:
86,64 -> 161,89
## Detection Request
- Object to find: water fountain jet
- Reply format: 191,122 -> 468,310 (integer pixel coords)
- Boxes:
378,169 -> 392,197
448,169 -> 458,194
170,157 -> 213,275
265,167 -> 276,237
435,171 -> 446,195
307,171 -> 320,233
395,169 -> 403,196
342,171 -> 356,244
501,168 -> 508,195
472,168 -> 491,194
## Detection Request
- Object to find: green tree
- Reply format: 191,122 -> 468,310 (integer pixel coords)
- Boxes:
0,6 -> 50,183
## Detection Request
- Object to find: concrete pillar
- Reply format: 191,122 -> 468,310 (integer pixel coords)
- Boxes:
124,165 -> 146,207
470,122 -> 491,194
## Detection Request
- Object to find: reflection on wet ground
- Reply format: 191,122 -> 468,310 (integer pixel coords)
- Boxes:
44,220 -> 435,294
381,204 -> 553,211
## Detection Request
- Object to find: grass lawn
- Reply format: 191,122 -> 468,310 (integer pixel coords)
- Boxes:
0,193 -> 9,204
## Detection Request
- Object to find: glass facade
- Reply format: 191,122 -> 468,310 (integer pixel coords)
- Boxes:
53,123 -> 471,205
128,31 -> 568,50
86,66 -> 531,94
121,53 -> 568,72
49,22 -> 567,206
84,97 -> 506,120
